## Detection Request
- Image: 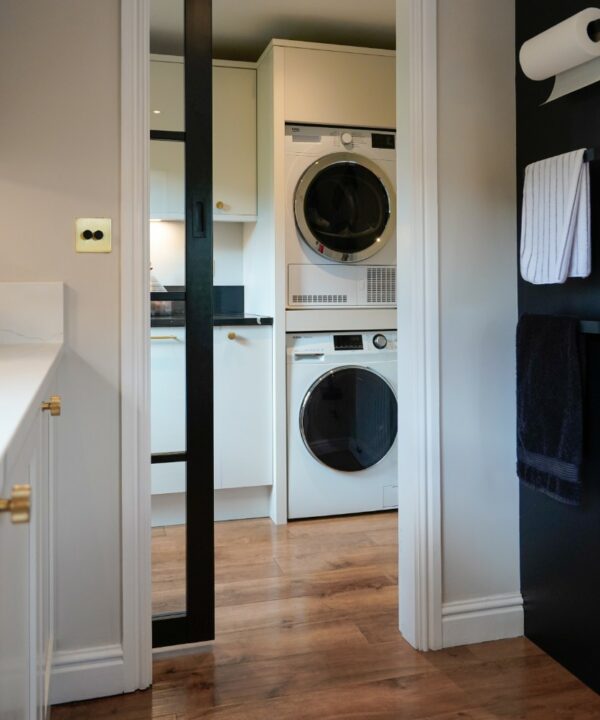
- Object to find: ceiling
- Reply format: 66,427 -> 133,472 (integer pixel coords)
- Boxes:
150,0 -> 396,61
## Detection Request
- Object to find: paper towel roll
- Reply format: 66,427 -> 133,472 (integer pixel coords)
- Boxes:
520,8 -> 600,82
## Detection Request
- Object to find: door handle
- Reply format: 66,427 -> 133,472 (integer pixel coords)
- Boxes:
41,395 -> 61,416
192,195 -> 206,238
0,484 -> 31,524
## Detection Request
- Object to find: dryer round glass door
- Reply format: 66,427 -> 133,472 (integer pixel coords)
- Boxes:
294,152 -> 396,263
300,366 -> 398,472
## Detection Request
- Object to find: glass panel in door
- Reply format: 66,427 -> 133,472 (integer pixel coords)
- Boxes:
150,0 -> 215,647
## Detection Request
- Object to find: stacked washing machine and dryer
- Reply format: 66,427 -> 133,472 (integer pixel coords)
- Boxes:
285,123 -> 399,519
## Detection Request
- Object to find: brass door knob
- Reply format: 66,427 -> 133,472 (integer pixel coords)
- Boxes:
227,331 -> 237,340
0,484 -> 32,524
215,200 -> 225,210
41,395 -> 61,416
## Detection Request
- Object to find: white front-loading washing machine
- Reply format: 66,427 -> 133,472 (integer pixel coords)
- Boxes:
287,330 -> 398,519
285,124 -> 397,309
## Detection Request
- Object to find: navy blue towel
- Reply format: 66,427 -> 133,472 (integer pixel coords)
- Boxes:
516,314 -> 583,505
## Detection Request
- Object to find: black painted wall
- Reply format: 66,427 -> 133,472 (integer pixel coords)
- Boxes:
517,1 -> 600,692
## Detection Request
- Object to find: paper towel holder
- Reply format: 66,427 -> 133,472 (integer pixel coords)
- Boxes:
519,9 -> 600,104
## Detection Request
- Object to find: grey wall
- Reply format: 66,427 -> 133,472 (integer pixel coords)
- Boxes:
0,0 -> 122,653
437,0 -> 520,606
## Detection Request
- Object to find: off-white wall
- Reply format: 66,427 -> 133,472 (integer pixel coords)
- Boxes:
0,0 -> 121,656
150,221 -> 244,286
437,0 -> 519,607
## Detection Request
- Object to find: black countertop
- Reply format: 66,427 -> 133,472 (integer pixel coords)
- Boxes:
151,314 -> 273,328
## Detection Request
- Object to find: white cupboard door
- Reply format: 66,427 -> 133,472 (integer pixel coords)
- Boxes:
213,65 -> 257,221
0,469 -> 30,719
150,59 -> 258,221
150,140 -> 185,221
284,47 -> 396,129
214,326 -> 272,489
150,58 -> 184,132
0,413 -> 42,720
150,329 -> 186,496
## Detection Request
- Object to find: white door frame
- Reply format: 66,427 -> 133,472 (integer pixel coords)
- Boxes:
119,0 -> 441,690
397,0 -> 442,652
121,0 -> 153,691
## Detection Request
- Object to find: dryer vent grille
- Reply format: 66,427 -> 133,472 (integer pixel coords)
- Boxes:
367,267 -> 396,305
292,294 -> 348,305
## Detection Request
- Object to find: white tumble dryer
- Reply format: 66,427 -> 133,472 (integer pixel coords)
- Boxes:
285,124 -> 397,309
287,330 -> 398,519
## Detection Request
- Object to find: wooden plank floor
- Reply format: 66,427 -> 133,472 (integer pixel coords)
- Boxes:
52,513 -> 600,719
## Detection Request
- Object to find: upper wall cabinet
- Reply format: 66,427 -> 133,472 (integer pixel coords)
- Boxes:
283,44 -> 395,130
150,56 -> 257,222
212,63 -> 257,221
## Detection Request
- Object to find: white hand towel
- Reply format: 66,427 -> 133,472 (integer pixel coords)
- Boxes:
520,149 -> 591,285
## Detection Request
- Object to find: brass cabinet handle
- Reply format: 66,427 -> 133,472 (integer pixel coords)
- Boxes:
41,395 -> 61,417
0,484 -> 32,524
227,331 -> 237,340
151,335 -> 179,341
215,200 -> 225,210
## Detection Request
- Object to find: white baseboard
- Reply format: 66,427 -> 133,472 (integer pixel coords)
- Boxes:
441,592 -> 523,648
215,486 -> 271,521
50,644 -> 125,705
151,486 -> 272,527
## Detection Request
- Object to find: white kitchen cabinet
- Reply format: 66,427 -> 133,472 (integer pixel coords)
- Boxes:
283,45 -> 396,129
0,351 -> 59,720
150,324 -> 272,525
150,328 -> 186,498
213,325 -> 272,489
150,56 -> 257,222
212,63 -> 257,221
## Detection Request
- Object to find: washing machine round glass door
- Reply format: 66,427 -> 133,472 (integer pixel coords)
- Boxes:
300,366 -> 398,472
294,152 -> 395,263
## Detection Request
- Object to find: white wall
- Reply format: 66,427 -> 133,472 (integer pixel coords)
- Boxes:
150,221 -> 244,286
0,0 -> 122,679
437,0 -> 520,644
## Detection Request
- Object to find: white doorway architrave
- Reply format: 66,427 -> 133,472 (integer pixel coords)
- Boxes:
119,0 -> 442,691
396,0 -> 442,652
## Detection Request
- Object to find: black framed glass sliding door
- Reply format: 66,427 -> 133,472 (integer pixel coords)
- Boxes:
150,0 -> 214,648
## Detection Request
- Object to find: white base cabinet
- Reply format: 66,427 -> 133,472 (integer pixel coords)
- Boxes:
214,325 -> 273,489
150,325 -> 273,525
0,358 -> 59,720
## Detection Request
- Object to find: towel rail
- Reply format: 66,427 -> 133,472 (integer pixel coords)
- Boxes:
583,149 -> 597,163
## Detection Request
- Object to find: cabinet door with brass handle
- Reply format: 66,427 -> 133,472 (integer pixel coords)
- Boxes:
213,325 -> 273,490
1,398 -> 50,718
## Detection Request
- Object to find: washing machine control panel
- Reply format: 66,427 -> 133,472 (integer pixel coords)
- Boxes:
287,331 -> 397,362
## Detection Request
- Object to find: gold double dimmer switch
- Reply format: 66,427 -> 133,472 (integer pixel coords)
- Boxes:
75,218 -> 112,253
